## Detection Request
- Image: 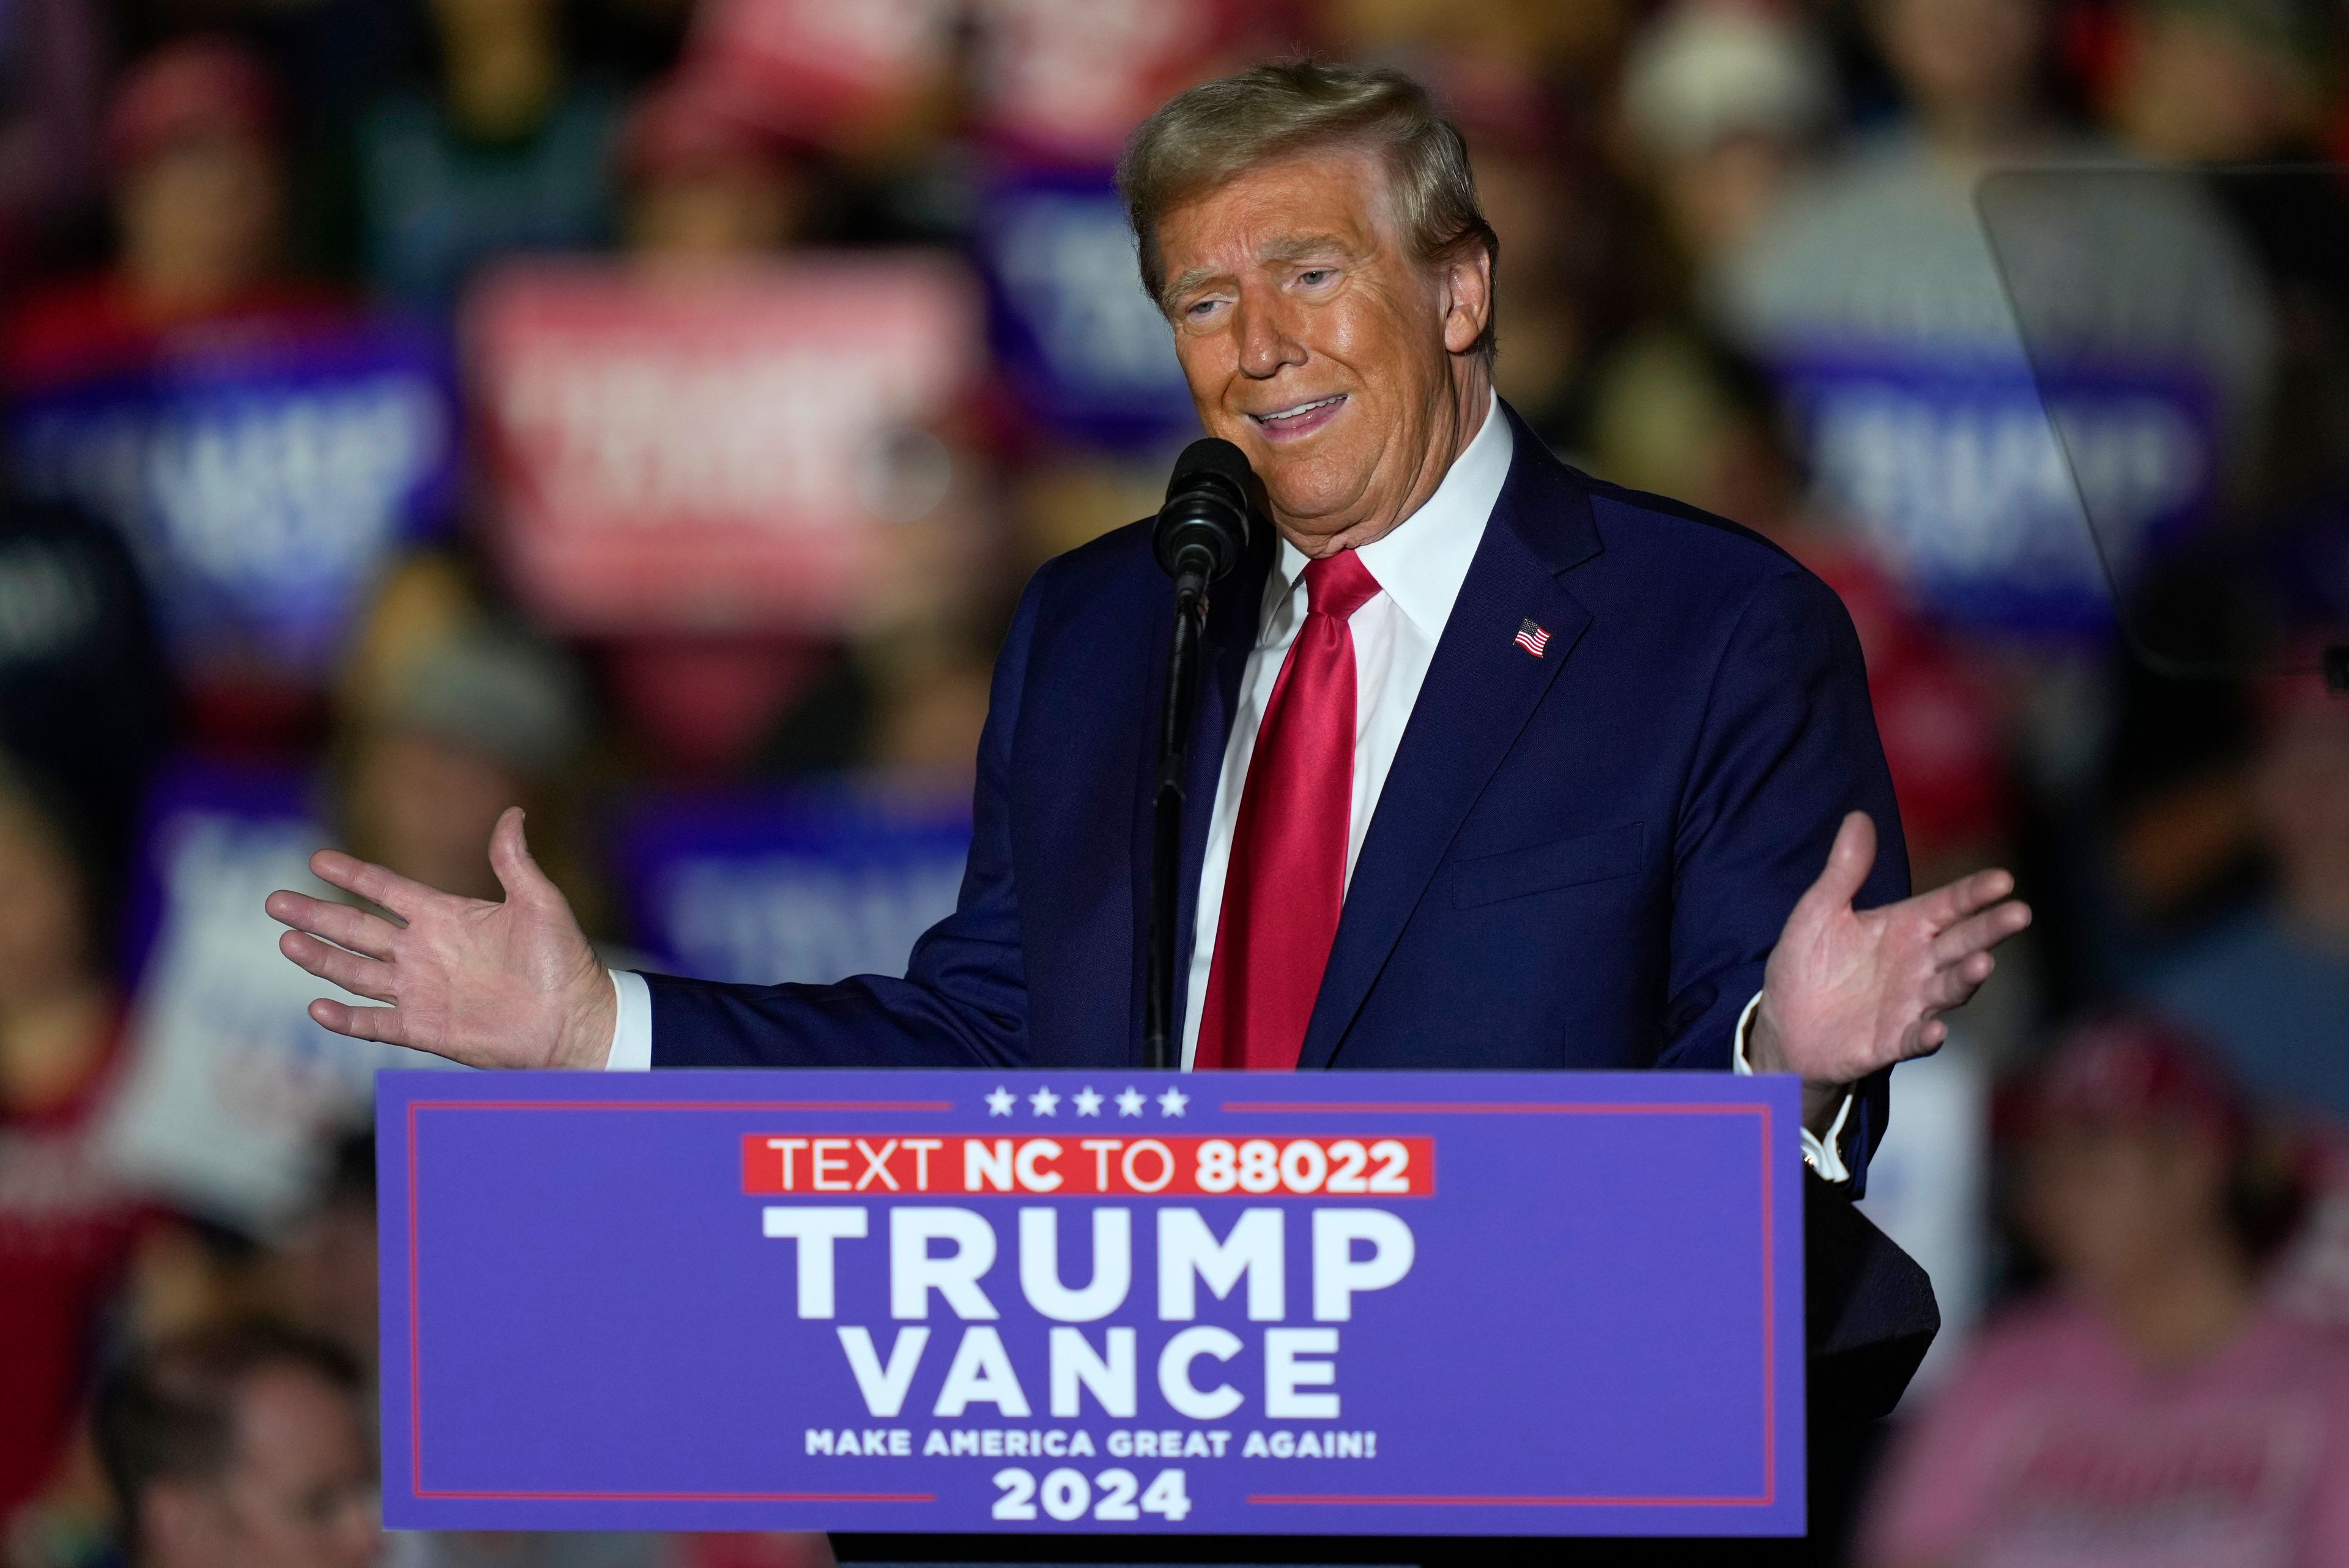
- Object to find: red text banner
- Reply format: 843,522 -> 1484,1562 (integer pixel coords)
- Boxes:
741,1134 -> 1436,1198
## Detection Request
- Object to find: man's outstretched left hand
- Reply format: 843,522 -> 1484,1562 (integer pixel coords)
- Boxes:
1749,811 -> 2031,1131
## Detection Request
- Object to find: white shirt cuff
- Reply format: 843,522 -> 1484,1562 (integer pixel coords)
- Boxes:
605,969 -> 654,1071
1732,990 -> 1854,1183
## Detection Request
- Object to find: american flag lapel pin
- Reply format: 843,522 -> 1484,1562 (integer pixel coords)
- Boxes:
1513,617 -> 1551,658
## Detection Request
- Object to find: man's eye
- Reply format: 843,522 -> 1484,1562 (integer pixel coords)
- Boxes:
1297,269 -> 1333,286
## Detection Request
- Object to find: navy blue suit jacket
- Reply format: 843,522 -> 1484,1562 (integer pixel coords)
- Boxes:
647,403 -> 1909,1186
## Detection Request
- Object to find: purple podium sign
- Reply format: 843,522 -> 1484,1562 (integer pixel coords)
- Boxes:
378,1069 -> 1805,1538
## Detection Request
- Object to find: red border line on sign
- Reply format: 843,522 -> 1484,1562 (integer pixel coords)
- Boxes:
1248,1493 -> 1766,1507
408,1101 -> 956,1113
1219,1101 -> 1761,1115
407,1101 -> 423,1502
1223,1099 -> 1781,1512
404,1096 -> 1781,1513
1761,1099 -> 1776,1506
404,1098 -> 949,1505
420,1490 -> 936,1503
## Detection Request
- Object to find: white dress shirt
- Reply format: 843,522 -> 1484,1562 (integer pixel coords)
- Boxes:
1178,392 -> 1513,1068
604,393 -> 1851,1180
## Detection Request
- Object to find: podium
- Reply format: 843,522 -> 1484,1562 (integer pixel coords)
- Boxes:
377,1068 -> 1824,1547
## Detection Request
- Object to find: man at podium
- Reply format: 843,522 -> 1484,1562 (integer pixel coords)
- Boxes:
266,62 -> 2027,1198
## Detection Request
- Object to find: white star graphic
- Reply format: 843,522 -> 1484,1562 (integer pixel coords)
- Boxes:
1073,1087 -> 1104,1117
1115,1087 -> 1147,1117
985,1086 -> 1016,1117
1157,1085 -> 1189,1118
1029,1087 -> 1060,1117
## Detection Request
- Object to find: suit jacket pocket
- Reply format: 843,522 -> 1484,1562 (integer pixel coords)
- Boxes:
1451,822 -> 1645,908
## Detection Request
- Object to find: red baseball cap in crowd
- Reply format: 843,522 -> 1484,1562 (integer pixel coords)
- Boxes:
2255,636 -> 2349,731
102,38 -> 280,170
2011,1011 -> 2251,1151
617,72 -> 812,185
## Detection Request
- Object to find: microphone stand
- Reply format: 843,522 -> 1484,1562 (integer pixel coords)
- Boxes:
1144,574 -> 1209,1072
1142,437 -> 1257,1072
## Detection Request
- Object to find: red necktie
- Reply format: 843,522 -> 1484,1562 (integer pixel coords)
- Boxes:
1195,549 -> 1381,1071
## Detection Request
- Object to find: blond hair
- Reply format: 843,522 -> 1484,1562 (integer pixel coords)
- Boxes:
1118,61 -> 1499,361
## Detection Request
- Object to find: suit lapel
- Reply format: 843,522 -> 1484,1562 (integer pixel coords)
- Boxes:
1295,407 -> 1601,1071
1126,520 -> 1274,1065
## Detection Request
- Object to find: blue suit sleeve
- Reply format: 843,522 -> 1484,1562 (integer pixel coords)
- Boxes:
1660,566 -> 1908,1191
642,571 -> 1044,1069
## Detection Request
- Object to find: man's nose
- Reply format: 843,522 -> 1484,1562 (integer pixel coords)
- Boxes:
1234,294 -> 1305,379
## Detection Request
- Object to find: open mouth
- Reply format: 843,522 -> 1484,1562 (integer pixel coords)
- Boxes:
1249,393 -> 1348,439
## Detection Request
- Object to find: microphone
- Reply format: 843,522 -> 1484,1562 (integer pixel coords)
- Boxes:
1142,437 -> 1258,1070
1154,437 -> 1257,600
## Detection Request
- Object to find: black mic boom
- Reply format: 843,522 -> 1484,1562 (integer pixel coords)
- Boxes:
1154,437 -> 1256,595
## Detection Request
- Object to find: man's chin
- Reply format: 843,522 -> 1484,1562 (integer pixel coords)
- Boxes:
1258,475 -> 1376,547
1199,426 -> 1376,537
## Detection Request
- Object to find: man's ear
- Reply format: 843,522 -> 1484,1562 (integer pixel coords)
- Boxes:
1439,243 -> 1494,357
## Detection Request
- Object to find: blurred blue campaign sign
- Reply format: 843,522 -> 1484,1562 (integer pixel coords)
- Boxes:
974,169 -> 1200,449
9,318 -> 458,679
100,761 -> 461,1235
614,777 -> 973,986
1773,349 -> 2216,639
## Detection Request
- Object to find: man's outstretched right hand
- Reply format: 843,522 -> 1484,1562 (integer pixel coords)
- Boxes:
264,806 -> 616,1071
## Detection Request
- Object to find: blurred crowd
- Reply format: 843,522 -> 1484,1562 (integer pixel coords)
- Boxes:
2,0 -> 2348,1563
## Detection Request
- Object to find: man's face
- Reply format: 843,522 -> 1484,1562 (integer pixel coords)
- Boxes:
2255,706 -> 2349,893
149,1367 -> 379,1568
628,158 -> 804,258
2018,1120 -> 2224,1301
118,132 -> 284,305
0,791 -> 90,1010
343,730 -> 524,904
1155,147 -> 1491,554
1875,0 -> 2041,130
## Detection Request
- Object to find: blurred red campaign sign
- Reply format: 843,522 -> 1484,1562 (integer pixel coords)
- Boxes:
968,0 -> 1258,165
687,0 -> 957,149
470,258 -> 981,635
686,0 -> 1256,162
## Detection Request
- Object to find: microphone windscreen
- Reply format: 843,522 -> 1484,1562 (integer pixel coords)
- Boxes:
1167,437 -> 1255,498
